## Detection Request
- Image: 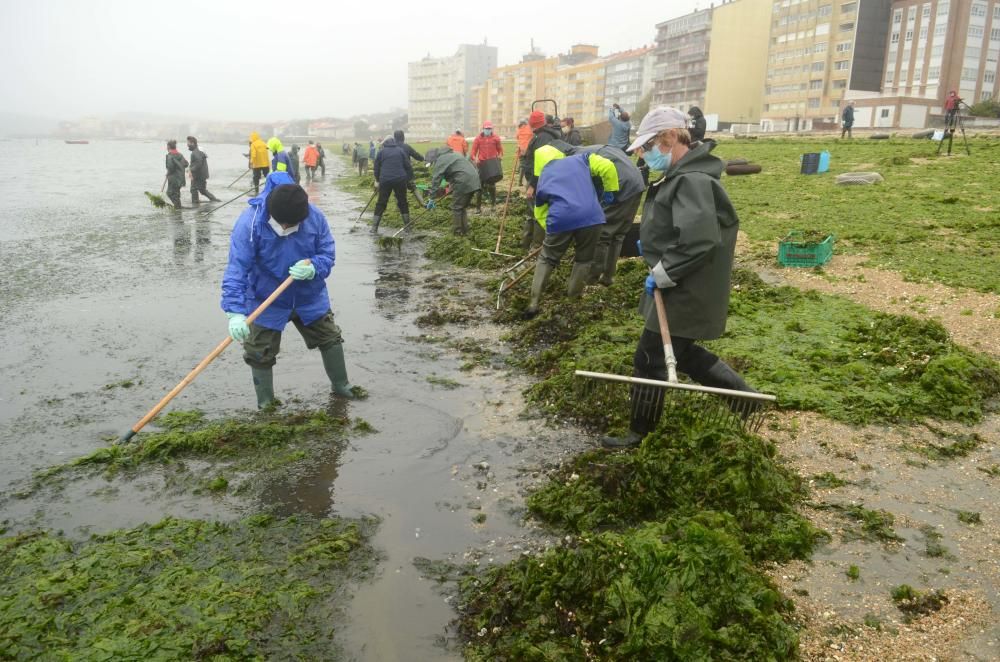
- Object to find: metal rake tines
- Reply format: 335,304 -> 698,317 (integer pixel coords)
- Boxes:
574,370 -> 777,434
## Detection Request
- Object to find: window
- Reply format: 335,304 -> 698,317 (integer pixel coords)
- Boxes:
808,98 -> 821,108
905,29 -> 913,41
962,67 -> 978,80
812,61 -> 826,71
893,9 -> 902,23
886,71 -> 895,83
971,3 -> 987,17
840,22 -> 855,32
913,67 -> 923,81
983,90 -> 994,101
819,4 -> 833,16
834,60 -> 850,70
986,70 -> 996,83
810,79 -> 824,89
891,32 -> 900,43
881,109 -> 891,118
832,79 -> 847,89
970,25 -> 985,38
919,27 -> 927,39
928,65 -> 940,79
935,23 -> 946,37
922,5 -> 931,18
932,44 -> 944,57
816,22 -> 830,35
991,28 -> 1000,41
995,5 -> 1000,19
938,0 -> 950,15
836,41 -> 853,52
841,2 -> 856,12
815,41 -> 828,52
967,46 -> 982,59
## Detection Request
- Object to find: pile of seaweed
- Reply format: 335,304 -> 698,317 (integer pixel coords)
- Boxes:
0,514 -> 374,659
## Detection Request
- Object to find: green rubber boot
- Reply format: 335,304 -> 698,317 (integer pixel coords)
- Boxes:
321,343 -> 356,398
251,367 -> 275,410
566,262 -> 591,298
371,214 -> 382,234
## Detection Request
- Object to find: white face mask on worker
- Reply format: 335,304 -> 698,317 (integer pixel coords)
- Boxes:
268,218 -> 300,236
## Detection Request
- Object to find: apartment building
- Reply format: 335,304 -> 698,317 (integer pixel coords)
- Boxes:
761,0 -> 892,131
652,8 -> 714,111
704,0 -> 774,123
850,0 -> 1000,127
603,47 -> 656,113
551,45 -> 607,127
475,50 -> 553,137
407,43 -> 497,139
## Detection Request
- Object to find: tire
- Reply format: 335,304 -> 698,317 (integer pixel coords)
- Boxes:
870,133 -> 891,140
911,129 -> 935,139
726,163 -> 762,176
726,158 -> 749,166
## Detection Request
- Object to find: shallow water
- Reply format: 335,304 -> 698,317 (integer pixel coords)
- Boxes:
0,140 -> 580,660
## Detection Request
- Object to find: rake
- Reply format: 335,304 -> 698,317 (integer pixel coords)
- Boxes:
575,288 -> 776,433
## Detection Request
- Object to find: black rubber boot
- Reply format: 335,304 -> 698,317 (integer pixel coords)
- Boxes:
371,215 -> 382,234
566,262 -> 591,298
523,261 -> 554,319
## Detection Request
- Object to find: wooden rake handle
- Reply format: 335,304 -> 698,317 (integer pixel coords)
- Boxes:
494,149 -> 521,253
652,288 -> 679,383
119,269 -> 303,443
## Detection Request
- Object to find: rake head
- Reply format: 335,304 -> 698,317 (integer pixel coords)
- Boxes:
574,370 -> 776,434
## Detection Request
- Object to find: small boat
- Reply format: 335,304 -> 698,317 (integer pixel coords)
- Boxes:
64,140 -> 90,144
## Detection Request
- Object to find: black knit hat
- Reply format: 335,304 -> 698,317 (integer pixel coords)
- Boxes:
267,184 -> 309,225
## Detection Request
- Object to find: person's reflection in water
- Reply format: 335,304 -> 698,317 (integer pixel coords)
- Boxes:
256,398 -> 350,517
170,217 -> 191,265
373,250 -> 412,320
193,217 -> 211,264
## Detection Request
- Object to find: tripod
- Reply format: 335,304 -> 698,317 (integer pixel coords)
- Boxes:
937,101 -> 971,156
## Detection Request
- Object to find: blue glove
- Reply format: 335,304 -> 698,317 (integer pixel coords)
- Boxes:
644,274 -> 656,295
227,313 -> 249,342
289,260 -> 315,280
636,240 -> 642,256
601,191 -> 615,206
425,200 -> 436,210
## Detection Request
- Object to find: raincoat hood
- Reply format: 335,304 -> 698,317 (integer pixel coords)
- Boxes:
668,141 -> 724,179
393,130 -> 405,143
533,144 -> 566,177
246,171 -> 296,243
250,131 -> 260,142
267,137 -> 284,153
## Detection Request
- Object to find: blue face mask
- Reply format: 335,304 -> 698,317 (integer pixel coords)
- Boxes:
644,144 -> 672,172
483,129 -> 493,136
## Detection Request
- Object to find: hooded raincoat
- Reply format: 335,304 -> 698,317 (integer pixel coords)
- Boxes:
267,137 -> 292,173
638,141 -> 739,339
429,148 -> 481,197
533,146 -> 619,233
220,172 -> 336,331
249,132 -> 269,169
373,137 -> 413,184
446,133 -> 467,156
165,150 -> 188,188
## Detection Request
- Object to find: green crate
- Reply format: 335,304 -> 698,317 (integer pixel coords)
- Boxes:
777,231 -> 834,267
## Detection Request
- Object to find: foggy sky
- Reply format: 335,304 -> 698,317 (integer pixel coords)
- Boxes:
1,0 -> 704,123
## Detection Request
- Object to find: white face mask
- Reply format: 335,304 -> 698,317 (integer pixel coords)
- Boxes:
268,218 -> 300,237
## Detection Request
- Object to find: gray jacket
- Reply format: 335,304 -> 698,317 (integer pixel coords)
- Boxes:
574,145 -> 644,202
430,148 -> 481,197
638,141 -> 739,339
189,147 -> 209,181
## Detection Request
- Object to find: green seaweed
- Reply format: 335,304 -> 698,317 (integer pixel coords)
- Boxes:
0,515 -> 374,659
890,584 -> 949,620
458,513 -> 798,661
957,510 -> 981,524
527,411 -> 822,563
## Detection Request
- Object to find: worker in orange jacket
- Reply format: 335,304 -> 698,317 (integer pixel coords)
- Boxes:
302,141 -> 320,182
446,130 -> 468,156
515,119 -> 533,184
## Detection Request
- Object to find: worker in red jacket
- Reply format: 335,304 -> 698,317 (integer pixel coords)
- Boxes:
470,120 -> 504,212
446,130 -> 468,156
